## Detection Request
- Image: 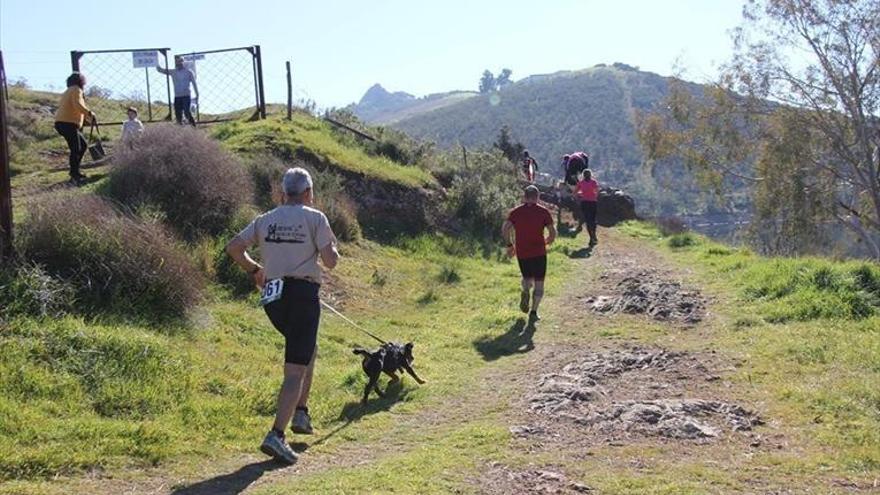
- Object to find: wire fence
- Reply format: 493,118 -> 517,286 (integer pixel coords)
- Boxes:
0,49 -> 13,259
71,45 -> 265,125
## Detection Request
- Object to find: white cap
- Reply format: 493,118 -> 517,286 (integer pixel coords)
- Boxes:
282,167 -> 313,195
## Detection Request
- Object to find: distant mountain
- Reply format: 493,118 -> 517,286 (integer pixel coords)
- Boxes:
350,64 -> 728,216
351,84 -> 478,126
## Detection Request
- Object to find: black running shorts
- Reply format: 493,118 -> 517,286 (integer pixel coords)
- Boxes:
263,278 -> 320,365
517,255 -> 547,281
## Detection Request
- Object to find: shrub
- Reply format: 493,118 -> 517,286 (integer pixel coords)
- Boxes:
245,154 -> 285,211
313,172 -> 361,242
16,194 -> 204,320
0,262 -> 75,319
668,233 -> 697,248
213,207 -> 260,297
446,151 -> 520,239
438,264 -> 461,284
105,124 -> 252,240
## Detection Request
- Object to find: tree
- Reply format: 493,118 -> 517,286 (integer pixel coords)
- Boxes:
479,70 -> 496,94
639,0 -> 880,258
496,68 -> 513,89
493,125 -> 525,163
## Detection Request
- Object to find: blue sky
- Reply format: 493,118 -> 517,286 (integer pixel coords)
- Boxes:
1,0 -> 745,109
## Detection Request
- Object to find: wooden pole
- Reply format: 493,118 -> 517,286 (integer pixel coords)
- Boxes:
0,50 -> 13,260
286,61 -> 292,121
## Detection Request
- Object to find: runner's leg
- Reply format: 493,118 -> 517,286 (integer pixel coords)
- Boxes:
531,256 -> 547,312
273,363 -> 306,432
532,281 -> 545,311
296,348 -> 316,409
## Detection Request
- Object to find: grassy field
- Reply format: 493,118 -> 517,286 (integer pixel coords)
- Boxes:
211,115 -> 436,188
618,222 -> 880,479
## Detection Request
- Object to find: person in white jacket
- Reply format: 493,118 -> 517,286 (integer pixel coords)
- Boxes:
120,107 -> 144,146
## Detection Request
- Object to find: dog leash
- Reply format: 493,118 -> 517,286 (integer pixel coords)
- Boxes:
321,300 -> 387,345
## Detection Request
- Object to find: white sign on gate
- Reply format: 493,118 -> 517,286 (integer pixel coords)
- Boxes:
132,51 -> 158,68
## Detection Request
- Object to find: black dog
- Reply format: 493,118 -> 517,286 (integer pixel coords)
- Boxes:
352,342 -> 426,404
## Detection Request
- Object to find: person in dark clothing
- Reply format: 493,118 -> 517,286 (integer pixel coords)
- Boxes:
54,72 -> 96,185
565,152 -> 589,186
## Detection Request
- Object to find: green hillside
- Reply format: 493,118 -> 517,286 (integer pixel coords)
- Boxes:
353,64 -> 736,216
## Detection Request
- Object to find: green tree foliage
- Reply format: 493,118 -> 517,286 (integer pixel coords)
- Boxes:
639,0 -> 880,258
493,125 -> 525,163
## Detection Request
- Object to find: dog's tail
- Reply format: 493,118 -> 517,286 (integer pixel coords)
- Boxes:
352,348 -> 371,357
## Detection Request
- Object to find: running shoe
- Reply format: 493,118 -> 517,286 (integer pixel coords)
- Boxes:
260,430 -> 298,464
291,409 -> 314,435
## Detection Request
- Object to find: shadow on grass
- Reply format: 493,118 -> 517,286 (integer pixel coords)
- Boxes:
568,246 -> 593,259
170,459 -> 284,495
170,386 -> 412,494
473,317 -> 536,361
556,222 -> 581,238
337,381 -> 412,422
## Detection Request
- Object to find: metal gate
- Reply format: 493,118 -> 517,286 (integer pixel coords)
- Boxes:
70,45 -> 266,125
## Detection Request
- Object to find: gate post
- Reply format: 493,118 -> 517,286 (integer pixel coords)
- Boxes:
255,45 -> 266,119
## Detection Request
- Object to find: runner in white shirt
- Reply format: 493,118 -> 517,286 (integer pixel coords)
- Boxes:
226,167 -> 340,465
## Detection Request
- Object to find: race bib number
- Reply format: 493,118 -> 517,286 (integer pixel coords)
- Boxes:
260,278 -> 284,306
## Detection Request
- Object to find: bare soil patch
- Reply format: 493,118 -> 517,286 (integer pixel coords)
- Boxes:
475,462 -> 594,494
584,268 -> 705,324
521,346 -> 761,444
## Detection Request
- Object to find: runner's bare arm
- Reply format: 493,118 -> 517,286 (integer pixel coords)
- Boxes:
546,221 -> 557,246
226,237 -> 264,287
501,220 -> 515,256
320,241 -> 340,269
501,220 -> 514,243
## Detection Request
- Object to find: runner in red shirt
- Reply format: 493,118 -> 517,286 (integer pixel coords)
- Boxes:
502,185 -> 557,322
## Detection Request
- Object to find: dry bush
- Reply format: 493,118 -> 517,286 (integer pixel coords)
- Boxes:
16,194 -> 204,319
105,124 -> 252,241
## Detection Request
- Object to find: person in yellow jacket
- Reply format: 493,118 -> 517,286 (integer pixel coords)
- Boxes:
54,72 -> 96,184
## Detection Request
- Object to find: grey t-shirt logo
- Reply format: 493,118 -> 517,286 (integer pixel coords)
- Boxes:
265,223 -> 306,244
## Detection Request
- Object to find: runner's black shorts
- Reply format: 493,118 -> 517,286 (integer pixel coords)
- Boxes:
517,255 -> 547,281
263,278 -> 320,365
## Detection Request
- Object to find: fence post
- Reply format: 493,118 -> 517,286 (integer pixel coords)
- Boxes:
0,50 -> 13,260
161,49 -> 172,120
255,45 -> 266,119
286,61 -> 292,121
70,51 -> 81,72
